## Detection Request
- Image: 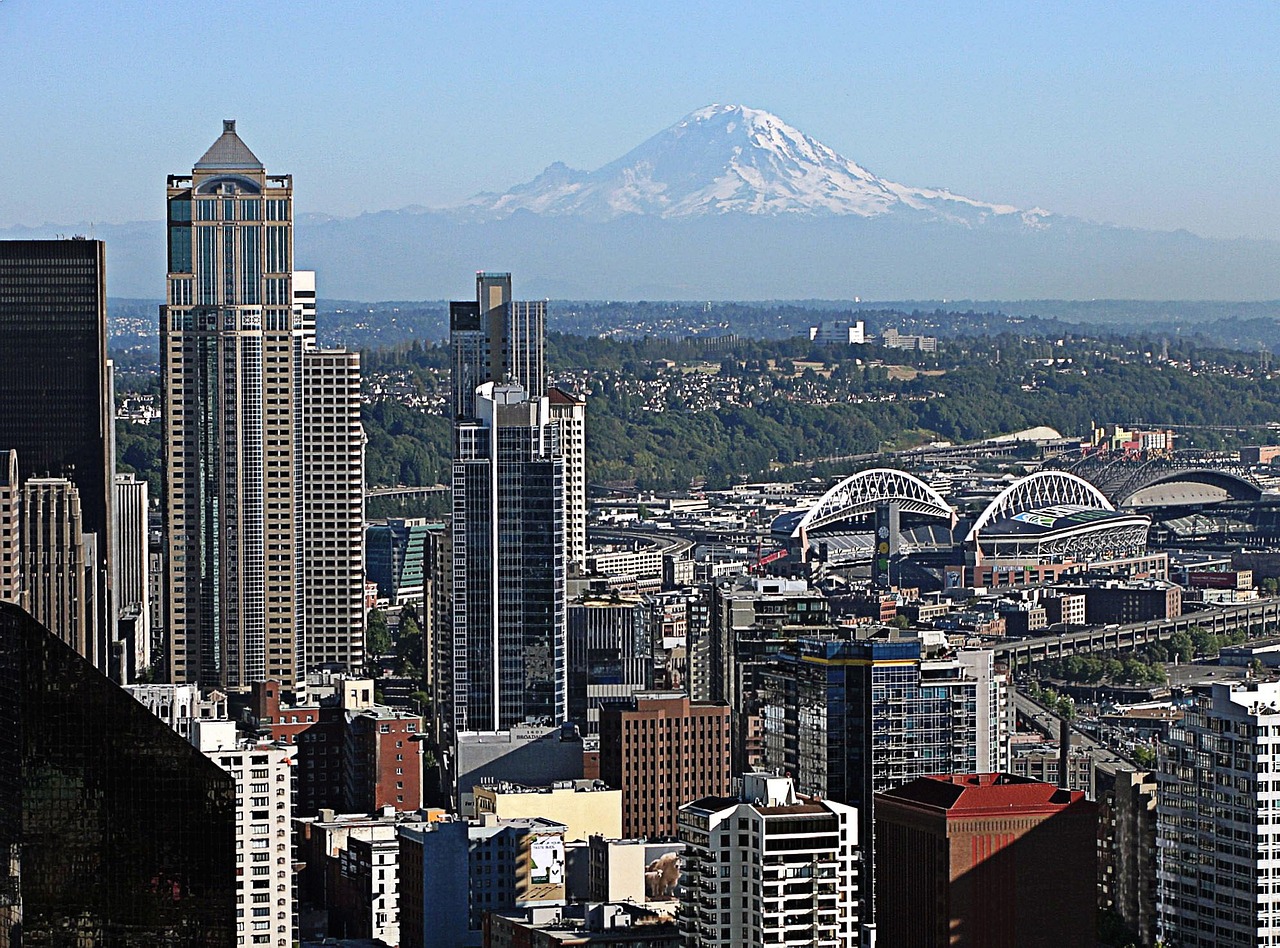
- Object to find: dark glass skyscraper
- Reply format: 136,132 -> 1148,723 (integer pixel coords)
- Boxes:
448,382 -> 565,734
0,239 -> 115,674
0,601 -> 235,946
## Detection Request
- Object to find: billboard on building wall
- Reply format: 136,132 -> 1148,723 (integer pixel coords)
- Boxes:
529,835 -> 565,886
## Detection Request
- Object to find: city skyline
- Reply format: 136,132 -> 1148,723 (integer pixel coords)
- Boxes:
2,2 -> 1280,243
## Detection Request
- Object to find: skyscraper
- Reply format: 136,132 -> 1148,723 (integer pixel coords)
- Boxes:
447,382 -> 566,734
164,120 -> 302,688
164,123 -> 364,689
114,472 -> 152,678
301,346 -> 366,671
0,601 -> 236,946
20,478 -> 96,663
547,387 -> 587,571
0,238 -> 116,674
449,272 -> 546,421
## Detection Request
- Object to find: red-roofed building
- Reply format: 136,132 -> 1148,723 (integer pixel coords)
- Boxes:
874,773 -> 1096,947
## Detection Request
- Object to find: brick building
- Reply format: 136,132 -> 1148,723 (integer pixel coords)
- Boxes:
599,692 -> 731,839
875,773 -> 1096,947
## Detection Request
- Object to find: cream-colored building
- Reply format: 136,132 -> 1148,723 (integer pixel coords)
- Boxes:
473,780 -> 621,842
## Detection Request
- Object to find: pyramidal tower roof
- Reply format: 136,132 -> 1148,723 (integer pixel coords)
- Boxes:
194,119 -> 263,171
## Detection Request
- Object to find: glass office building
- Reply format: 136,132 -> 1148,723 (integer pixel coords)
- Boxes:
0,601 -> 235,946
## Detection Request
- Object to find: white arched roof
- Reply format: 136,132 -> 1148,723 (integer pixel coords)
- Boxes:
793,468 -> 956,538
965,470 -> 1113,542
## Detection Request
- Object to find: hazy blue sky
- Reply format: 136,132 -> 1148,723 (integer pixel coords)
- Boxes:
3,1 -> 1279,238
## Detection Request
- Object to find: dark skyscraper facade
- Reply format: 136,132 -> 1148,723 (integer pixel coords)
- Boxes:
0,601 -> 235,946
0,239 -> 116,675
448,382 -> 565,734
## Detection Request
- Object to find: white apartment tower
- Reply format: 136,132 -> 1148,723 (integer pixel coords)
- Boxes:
678,773 -> 863,948
195,721 -> 295,948
114,472 -> 152,676
548,387 -> 587,571
1157,680 -> 1280,947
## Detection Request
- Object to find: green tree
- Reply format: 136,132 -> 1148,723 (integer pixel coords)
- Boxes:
366,609 -> 392,658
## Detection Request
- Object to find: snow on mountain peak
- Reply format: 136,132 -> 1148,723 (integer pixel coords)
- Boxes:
462,105 -> 1044,226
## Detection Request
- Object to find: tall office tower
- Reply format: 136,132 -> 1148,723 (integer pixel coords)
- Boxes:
0,238 -> 115,673
599,691 -> 732,840
547,387 -> 587,571
21,478 -> 95,662
755,636 -> 1008,922
301,347 -> 366,670
1157,680 -> 1280,947
0,451 -> 21,608
678,773 -> 863,948
449,272 -> 546,420
114,473 -> 151,678
448,382 -> 566,734
875,774 -> 1097,947
164,121 -> 304,688
0,601 -> 236,947
567,593 -> 653,732
194,721 -> 295,948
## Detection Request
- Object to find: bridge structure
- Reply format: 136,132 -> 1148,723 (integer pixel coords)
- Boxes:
994,597 -> 1280,671
365,485 -> 448,499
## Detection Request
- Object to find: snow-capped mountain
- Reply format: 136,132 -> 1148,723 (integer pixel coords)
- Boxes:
462,104 -> 1050,227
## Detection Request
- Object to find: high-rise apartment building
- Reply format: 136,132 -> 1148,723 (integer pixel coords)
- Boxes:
194,721 -> 295,948
755,635 -> 1008,920
547,387 -> 587,571
0,601 -> 236,946
448,382 -> 565,734
301,347 -> 365,670
599,691 -> 732,840
0,238 -> 116,674
875,773 -> 1097,947
449,272 -> 546,421
1157,680 -> 1280,947
114,472 -> 151,677
678,773 -> 864,948
164,123 -> 363,689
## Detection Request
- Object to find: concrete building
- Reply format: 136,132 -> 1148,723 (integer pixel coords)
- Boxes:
452,724 -> 586,817
599,692 -> 732,840
678,773 -> 864,947
1157,680 -> 1280,946
194,721 -> 295,948
809,320 -> 866,346
586,836 -> 684,905
473,780 -> 622,841
875,773 -> 1097,947
399,815 -> 568,948
114,472 -> 151,677
124,681 -> 228,740
0,238 -> 116,677
485,903 -> 681,948
548,387 -> 587,572
568,594 -> 653,733
21,477 -> 95,663
301,345 -> 365,672
1096,765 -> 1158,948
448,382 -> 565,735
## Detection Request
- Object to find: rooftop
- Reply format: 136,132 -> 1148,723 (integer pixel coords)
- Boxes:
194,119 -> 263,171
878,773 -> 1088,815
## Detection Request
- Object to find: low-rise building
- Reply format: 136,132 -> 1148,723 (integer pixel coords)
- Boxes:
485,903 -> 680,948
474,780 -> 622,841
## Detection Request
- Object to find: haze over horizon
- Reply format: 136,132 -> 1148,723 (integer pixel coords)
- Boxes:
3,1 -> 1280,244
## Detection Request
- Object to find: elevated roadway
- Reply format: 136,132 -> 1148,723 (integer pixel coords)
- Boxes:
995,597 -> 1280,669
